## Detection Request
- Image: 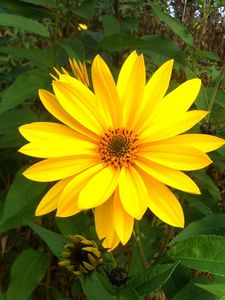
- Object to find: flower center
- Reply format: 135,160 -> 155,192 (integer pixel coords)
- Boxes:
98,128 -> 139,168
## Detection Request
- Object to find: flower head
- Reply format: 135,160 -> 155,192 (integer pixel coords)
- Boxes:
58,235 -> 102,276
19,52 -> 225,250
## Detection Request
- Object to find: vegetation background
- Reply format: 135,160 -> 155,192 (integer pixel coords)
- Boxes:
0,0 -> 225,299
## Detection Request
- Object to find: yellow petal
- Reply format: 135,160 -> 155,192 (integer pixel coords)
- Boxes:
140,110 -> 208,141
135,60 -> 173,132
53,81 -> 105,135
142,172 -> 184,227
19,122 -> 79,142
152,134 -> 225,153
18,138 -> 94,158
117,51 -> 138,102
35,177 -> 71,216
94,199 -> 120,250
78,166 -> 120,209
39,89 -> 95,141
119,166 -> 148,220
121,54 -> 146,128
56,164 -> 103,217
139,144 -> 212,170
23,156 -> 98,182
136,157 -> 200,194
113,188 -> 134,245
92,55 -> 121,128
152,78 -> 201,120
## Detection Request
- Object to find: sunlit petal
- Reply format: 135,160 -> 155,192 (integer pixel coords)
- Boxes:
95,199 -> 120,250
113,188 -> 134,245
35,177 -> 72,216
151,134 -> 225,153
92,55 -> 121,127
140,110 -> 208,141
142,172 -> 184,227
139,144 -> 212,170
57,164 -> 103,217
23,156 -> 98,182
119,166 -> 148,219
136,157 -> 200,194
78,166 -> 120,209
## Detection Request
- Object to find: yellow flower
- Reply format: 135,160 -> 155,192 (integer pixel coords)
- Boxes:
18,52 -> 224,250
78,23 -> 88,31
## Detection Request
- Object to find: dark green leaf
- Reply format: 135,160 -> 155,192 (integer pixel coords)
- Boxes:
130,263 -> 178,296
117,286 -> 141,300
150,3 -> 194,47
0,290 -> 5,300
195,283 -> 225,297
0,109 -> 38,134
75,0 -> 95,20
0,13 -> 50,37
56,213 -> 91,236
6,249 -> 48,300
172,281 -> 216,300
169,235 -> 225,275
198,50 -> 221,61
0,47 -> 54,69
171,214 -> 225,245
140,35 -> 186,63
51,288 -> 71,300
0,68 -> 51,114
102,15 -> 120,36
0,168 -> 47,233
19,0 -> 56,8
27,221 -> 68,258
59,38 -> 85,61
80,271 -> 116,300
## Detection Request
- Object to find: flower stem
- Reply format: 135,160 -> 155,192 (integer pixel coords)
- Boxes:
133,221 -> 149,268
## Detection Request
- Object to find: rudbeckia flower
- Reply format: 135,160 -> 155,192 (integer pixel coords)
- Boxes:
18,52 -> 224,250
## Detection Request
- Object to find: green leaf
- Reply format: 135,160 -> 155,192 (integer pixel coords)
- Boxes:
56,213 -> 91,236
0,168 -> 47,233
140,35 -> 186,63
130,263 -> 178,296
102,15 -> 120,36
0,13 -> 50,37
190,172 -> 220,200
0,47 -> 54,69
0,68 -> 51,114
0,108 -> 38,148
0,109 -> 38,134
171,214 -> 225,245
80,271 -> 117,300
51,288 -> 71,300
198,50 -> 221,61
172,281 -> 216,300
19,0 -> 56,8
149,3 -> 194,47
0,290 -> 5,300
59,38 -> 85,61
195,283 -> 225,297
117,286 -> 141,300
27,221 -> 68,258
6,249 -> 48,300
169,235 -> 225,275
75,0 -> 95,20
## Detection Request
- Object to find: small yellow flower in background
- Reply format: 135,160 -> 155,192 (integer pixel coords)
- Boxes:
78,23 -> 88,31
18,51 -> 225,250
58,235 -> 103,276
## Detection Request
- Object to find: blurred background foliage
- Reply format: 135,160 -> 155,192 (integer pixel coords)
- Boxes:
0,0 -> 225,299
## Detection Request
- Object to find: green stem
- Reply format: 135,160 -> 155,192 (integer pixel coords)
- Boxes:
133,221 -> 149,268
208,64 -> 225,116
